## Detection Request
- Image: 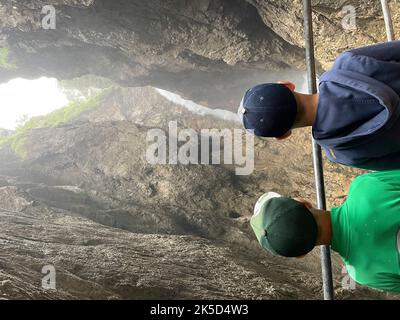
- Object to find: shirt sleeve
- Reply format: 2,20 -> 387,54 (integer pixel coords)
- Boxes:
347,41 -> 400,62
368,273 -> 400,293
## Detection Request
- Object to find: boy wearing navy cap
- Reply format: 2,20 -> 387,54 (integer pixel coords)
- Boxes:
239,41 -> 400,170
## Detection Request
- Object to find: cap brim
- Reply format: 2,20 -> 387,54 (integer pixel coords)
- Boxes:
251,192 -> 283,256
243,115 -> 259,135
253,192 -> 282,216
237,97 -> 245,124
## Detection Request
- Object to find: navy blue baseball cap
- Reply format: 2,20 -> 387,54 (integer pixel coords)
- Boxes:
238,83 -> 297,137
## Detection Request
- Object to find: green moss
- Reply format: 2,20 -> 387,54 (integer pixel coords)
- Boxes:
11,134 -> 28,159
0,89 -> 112,159
0,132 -> 27,159
21,89 -> 110,130
0,48 -> 16,69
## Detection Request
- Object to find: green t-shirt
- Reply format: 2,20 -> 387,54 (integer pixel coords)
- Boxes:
331,170 -> 400,293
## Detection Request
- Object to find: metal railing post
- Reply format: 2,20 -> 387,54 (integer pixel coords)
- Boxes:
303,0 -> 335,300
381,0 -> 395,41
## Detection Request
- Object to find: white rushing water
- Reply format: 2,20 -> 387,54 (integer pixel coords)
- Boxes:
156,70 -> 309,123
156,88 -> 242,123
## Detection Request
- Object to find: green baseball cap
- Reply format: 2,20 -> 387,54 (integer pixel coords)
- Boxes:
250,192 -> 318,257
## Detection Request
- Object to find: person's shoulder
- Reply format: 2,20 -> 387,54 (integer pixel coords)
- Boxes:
349,172 -> 385,194
333,44 -> 380,66
320,50 -> 358,81
331,50 -> 357,70
344,174 -> 387,224
350,171 -> 400,194
351,172 -> 384,185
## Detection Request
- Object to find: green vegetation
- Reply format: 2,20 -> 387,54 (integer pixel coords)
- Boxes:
0,130 -> 29,159
0,89 -> 112,159
0,47 -> 16,69
19,89 -> 110,129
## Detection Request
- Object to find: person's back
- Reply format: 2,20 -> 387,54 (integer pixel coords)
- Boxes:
331,170 -> 400,292
314,41 -> 400,169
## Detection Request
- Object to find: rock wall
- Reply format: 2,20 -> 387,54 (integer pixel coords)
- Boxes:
1,0 -> 398,107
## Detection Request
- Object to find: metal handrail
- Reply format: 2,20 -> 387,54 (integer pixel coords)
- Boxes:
381,0 -> 395,41
302,0 -> 334,300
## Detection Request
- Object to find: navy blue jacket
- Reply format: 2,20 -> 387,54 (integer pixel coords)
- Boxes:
314,41 -> 400,170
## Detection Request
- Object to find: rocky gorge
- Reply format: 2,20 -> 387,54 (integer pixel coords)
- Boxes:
0,0 -> 399,299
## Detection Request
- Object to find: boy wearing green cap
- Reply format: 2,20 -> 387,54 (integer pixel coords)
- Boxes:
251,170 -> 400,293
